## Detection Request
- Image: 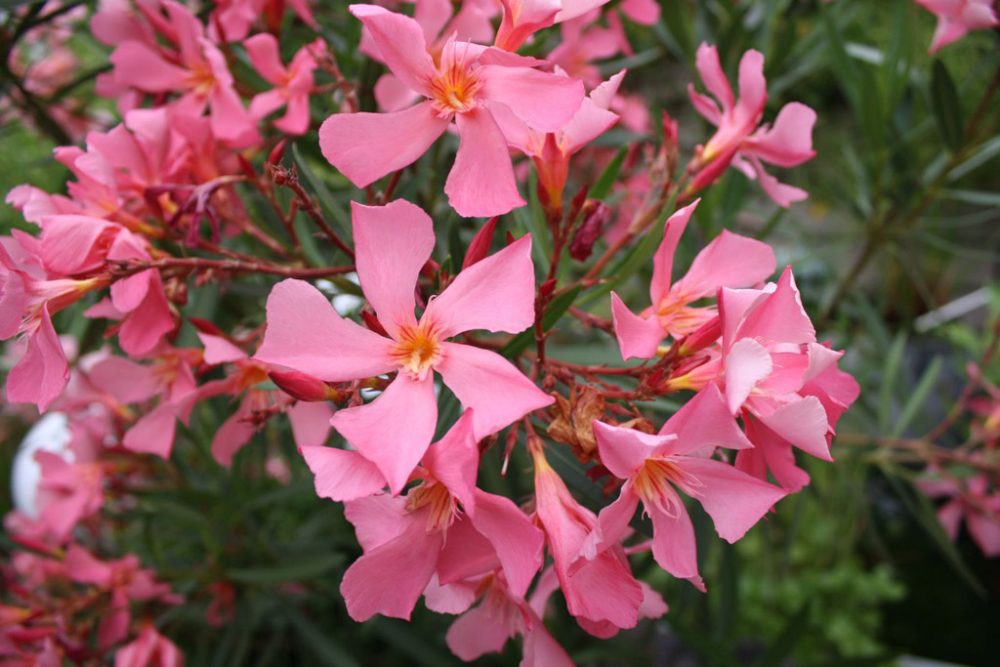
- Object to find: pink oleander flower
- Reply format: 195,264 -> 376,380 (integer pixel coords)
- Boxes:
918,468 -> 1000,557
115,624 -> 184,667
610,199 -> 776,360
494,69 -> 625,210
195,331 -> 333,466
914,0 -> 999,53
333,411 -> 544,621
362,0 -> 498,111
107,0 -> 259,147
245,35 -> 325,135
256,199 -> 552,492
585,385 -> 787,590
547,12 -> 630,87
712,268 -> 859,492
319,4 -> 584,217
63,545 -> 180,650
495,0 -> 612,52
530,443 -> 656,636
688,43 -> 817,207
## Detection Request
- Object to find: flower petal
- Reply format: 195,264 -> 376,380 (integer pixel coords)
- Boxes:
470,489 -> 544,598
445,107 -> 525,217
650,200 -> 699,305
301,446 -> 386,502
592,421 -> 674,479
659,384 -> 753,455
723,338 -> 773,414
610,292 -> 664,361
349,4 -> 437,97
647,499 -> 705,590
671,230 -> 775,302
479,65 -> 585,132
679,457 -> 786,542
6,308 -> 68,411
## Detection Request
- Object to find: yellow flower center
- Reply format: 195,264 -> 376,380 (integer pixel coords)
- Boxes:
429,62 -> 481,117
407,481 -> 457,533
392,323 -> 442,380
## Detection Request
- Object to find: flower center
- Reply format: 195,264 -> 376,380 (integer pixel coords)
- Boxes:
391,323 -> 442,380
633,458 -> 704,517
429,62 -> 481,117
407,481 -> 457,533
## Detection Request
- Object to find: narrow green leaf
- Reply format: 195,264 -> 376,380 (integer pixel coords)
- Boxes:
591,145 -> 628,200
890,356 -> 942,437
878,334 -> 907,434
286,608 -> 361,667
292,144 -> 350,236
751,602 -> 811,667
226,553 -> 344,586
930,60 -> 964,152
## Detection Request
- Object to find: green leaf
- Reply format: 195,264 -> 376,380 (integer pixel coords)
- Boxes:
751,602 -> 812,667
878,334 -> 907,434
930,60 -> 964,152
890,356 -> 942,437
591,145 -> 628,201
286,607 -> 361,667
292,144 -> 350,237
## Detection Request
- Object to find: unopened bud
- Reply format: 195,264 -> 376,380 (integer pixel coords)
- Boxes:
569,201 -> 611,261
462,216 -> 498,270
269,369 -> 342,402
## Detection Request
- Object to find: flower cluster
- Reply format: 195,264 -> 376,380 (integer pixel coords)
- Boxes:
0,1 -> 875,665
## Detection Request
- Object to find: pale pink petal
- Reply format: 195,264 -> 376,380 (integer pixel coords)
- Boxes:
479,66 -> 585,132
746,102 -> 817,167
637,582 -> 669,619
274,94 -> 312,135
671,230 -> 775,301
592,421 -> 673,479
650,200 -> 700,305
422,410 -> 479,513
330,373 -> 437,494
929,17 -> 970,53
117,274 -> 174,356
732,49 -> 767,130
740,417 -> 812,493
88,356 -> 159,404
446,107 -> 525,217
723,338 -> 773,413
349,4 -> 437,97
351,199 -> 434,337
197,332 -> 247,365
563,548 -> 643,629
436,514 -> 502,584
446,599 -> 516,661
249,89 -> 286,120
470,490 -> 544,598
212,400 -> 257,467
561,97 -> 621,155
967,509 -> 1000,556
660,384 -> 753,455
110,42 -> 189,92
436,342 -> 553,439
254,279 -> 396,382
422,235 -> 535,338
579,486 -> 640,561
6,308 -> 67,411
374,73 -> 422,112
340,514 -> 443,621
40,215 -> 120,275
648,499 -> 704,590
423,576 -> 479,614
694,43 -> 734,111
688,85 -> 722,124
244,33 -> 286,84
301,446 -> 386,502
756,396 -> 832,461
287,400 -> 334,448
735,267 -> 815,346
620,0 -> 660,24
122,403 -> 177,459
748,156 -> 808,208
522,619 -> 574,667
344,494 -> 409,550
319,101 -> 449,188
610,292 -> 664,360
680,457 -> 786,542
936,499 -> 964,542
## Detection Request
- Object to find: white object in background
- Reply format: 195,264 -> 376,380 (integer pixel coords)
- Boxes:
11,412 -> 73,519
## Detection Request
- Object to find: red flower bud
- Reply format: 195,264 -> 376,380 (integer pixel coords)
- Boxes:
269,369 -> 341,402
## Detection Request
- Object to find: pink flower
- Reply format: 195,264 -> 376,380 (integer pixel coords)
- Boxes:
914,0 -> 999,53
255,199 -> 552,492
585,385 -> 787,590
495,1 -> 613,52
918,468 -> 1000,557
115,624 -> 184,667
107,0 -> 259,147
688,43 -> 816,207
319,5 -> 584,217
493,70 -> 625,209
610,199 -> 776,360
530,443 -> 649,636
715,268 -> 859,492
336,411 -> 544,621
246,35 -> 324,135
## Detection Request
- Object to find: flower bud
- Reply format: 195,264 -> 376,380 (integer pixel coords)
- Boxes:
269,369 -> 342,403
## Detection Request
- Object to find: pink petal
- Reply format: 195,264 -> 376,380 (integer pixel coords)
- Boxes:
123,403 -> 177,459
340,513 -> 443,621
211,400 -> 257,467
301,446 -> 386,502
349,4 -> 437,98
522,619 -> 575,667
680,457 -> 786,542
244,33 -> 286,84
747,102 -> 817,167
756,396 -> 832,461
40,215 -> 120,276
671,230 -> 776,301
733,49 -> 767,129
563,547 -> 643,629
423,576 -> 479,615
735,266 -> 815,346
694,43 -> 734,111
197,332 -> 247,365
287,400 -> 334,448
579,486 -> 640,561
620,0 -> 660,24
274,94 -> 312,136
723,338 -> 773,414
749,156 -> 809,208
344,494 -> 409,551
647,500 -> 704,590
422,410 -> 479,512
436,342 -> 553,439
374,73 -> 422,112
110,42 -> 189,92
254,278 -> 396,382
117,274 -> 174,356
650,200 -> 700,305
351,199 -> 434,337
592,421 -> 674,479
446,107 -> 525,217
469,489 -> 544,598
422,235 -> 535,338
446,599 -> 516,661
740,417 -> 812,493
319,101 -> 449,188
660,384 -> 753,455
87,356 -> 159,404
330,373 -> 437,494
436,513 -> 502,584
561,97 -> 621,155
6,308 -> 68,411
967,508 -> 1000,557
610,292 -> 664,360
479,66 -> 585,132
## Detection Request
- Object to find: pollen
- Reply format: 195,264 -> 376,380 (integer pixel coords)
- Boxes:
429,62 -> 481,116
392,323 -> 443,380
